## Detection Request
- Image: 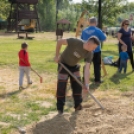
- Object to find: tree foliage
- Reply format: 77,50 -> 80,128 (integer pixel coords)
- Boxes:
81,0 -> 127,27
37,0 -> 56,31
0,0 -> 10,20
0,0 -> 134,30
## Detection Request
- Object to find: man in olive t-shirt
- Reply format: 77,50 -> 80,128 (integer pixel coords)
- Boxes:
54,36 -> 100,115
60,38 -> 93,66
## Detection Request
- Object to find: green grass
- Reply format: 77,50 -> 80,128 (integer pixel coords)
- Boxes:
0,33 -> 134,134
0,38 -> 56,72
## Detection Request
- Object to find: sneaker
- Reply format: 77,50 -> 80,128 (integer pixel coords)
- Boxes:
28,81 -> 32,85
75,104 -> 82,112
19,86 -> 25,90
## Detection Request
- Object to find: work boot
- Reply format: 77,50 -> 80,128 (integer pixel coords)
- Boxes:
75,104 -> 82,112
57,110 -> 63,116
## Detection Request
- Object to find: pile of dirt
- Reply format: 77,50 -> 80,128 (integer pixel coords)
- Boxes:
26,91 -> 134,134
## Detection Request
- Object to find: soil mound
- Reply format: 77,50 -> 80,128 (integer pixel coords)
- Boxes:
26,91 -> 134,134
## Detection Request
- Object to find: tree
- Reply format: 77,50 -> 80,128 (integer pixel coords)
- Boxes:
121,2 -> 134,13
37,0 -> 56,31
0,0 -> 10,20
56,0 -> 72,22
38,0 -> 73,31
81,0 -> 127,27
58,5 -> 81,30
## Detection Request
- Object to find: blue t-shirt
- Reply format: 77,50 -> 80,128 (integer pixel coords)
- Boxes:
81,26 -> 106,53
118,28 -> 132,52
120,52 -> 129,61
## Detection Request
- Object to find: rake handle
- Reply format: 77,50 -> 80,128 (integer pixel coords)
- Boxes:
59,63 -> 104,110
31,68 -> 41,78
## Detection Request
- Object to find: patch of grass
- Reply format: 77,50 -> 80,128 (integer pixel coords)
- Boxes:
40,106 -> 57,115
25,101 -> 41,111
10,95 -> 20,102
0,126 -> 13,134
0,100 -> 56,132
27,112 -> 40,122
0,114 -> 17,123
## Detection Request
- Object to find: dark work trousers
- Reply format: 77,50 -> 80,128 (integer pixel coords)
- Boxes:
119,60 -> 127,73
93,51 -> 101,82
118,51 -> 134,69
56,63 -> 82,112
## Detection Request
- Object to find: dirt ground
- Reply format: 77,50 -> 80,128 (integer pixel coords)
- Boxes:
0,67 -> 134,134
26,91 -> 134,134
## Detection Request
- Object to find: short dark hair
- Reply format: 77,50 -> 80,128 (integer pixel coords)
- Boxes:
89,17 -> 97,24
88,36 -> 100,46
121,19 -> 129,28
21,42 -> 28,49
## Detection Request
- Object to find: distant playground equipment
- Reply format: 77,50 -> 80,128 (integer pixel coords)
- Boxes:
17,19 -> 37,39
19,19 -> 36,32
75,10 -> 89,37
7,0 -> 40,38
56,19 -> 71,40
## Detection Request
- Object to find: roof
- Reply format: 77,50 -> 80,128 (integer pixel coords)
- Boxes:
57,19 -> 70,24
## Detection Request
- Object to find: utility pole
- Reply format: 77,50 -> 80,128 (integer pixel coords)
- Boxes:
98,0 -> 103,48
56,0 -> 59,22
98,0 -> 102,29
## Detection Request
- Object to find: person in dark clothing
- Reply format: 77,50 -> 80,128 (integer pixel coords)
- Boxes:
81,17 -> 106,83
117,19 -> 134,71
54,37 -> 100,115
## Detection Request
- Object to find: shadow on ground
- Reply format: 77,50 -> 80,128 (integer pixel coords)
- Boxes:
28,113 -> 77,134
110,71 -> 133,84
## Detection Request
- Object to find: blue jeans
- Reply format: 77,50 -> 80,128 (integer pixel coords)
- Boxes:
119,60 -> 127,73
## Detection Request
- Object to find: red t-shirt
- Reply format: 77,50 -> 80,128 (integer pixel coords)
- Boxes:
18,49 -> 31,66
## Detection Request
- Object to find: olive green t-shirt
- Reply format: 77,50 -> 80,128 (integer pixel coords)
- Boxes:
60,38 -> 93,66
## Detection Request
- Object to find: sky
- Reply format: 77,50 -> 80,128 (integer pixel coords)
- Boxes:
73,0 -> 134,3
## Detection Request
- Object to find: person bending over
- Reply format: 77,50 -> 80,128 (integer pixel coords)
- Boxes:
54,36 -> 100,115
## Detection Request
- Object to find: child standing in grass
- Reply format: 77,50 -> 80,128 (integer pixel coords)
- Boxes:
18,42 -> 32,90
119,45 -> 129,74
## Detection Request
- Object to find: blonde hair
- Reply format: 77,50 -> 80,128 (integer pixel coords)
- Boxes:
121,45 -> 127,51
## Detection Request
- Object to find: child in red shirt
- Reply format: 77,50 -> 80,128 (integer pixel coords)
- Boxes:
18,42 -> 32,90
